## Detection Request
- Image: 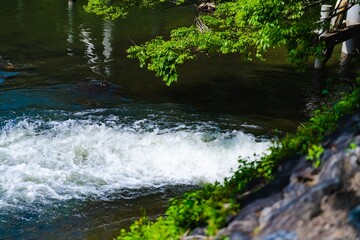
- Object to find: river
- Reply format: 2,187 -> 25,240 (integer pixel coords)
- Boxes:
0,0 -> 352,239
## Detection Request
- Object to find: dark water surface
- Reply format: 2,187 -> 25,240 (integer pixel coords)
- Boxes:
0,0 -> 353,239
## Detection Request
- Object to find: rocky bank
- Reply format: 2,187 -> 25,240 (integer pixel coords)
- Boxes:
186,111 -> 360,239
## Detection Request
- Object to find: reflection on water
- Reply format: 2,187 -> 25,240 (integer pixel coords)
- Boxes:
0,0 -> 315,121
79,19 -> 115,77
0,0 -> 357,239
16,0 -> 25,29
1,0 -> 334,123
102,20 -> 114,77
67,0 -> 75,54
102,21 -> 113,61
81,27 -> 100,65
67,2 -> 113,78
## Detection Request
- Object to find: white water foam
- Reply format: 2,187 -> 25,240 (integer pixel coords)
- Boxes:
0,115 -> 271,205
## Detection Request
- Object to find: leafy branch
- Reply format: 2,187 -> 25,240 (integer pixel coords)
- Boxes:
126,0 -> 322,84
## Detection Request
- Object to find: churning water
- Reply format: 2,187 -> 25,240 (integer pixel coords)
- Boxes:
1,0 -> 351,239
0,108 -> 270,239
0,109 -> 270,205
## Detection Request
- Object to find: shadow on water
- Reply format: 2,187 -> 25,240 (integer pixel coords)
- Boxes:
1,186 -> 196,240
0,0 -> 359,239
0,0 -> 321,123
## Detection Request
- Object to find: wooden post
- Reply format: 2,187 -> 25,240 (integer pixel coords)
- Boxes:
331,0 -> 348,30
315,5 -> 333,69
342,3 -> 360,54
320,4 -> 333,34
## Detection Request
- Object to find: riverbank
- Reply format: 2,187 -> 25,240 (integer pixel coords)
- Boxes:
182,76 -> 360,239
117,75 -> 360,239
189,110 -> 360,239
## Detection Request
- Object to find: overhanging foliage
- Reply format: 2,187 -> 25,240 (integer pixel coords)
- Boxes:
84,0 -> 360,85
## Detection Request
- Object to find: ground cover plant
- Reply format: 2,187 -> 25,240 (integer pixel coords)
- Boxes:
83,1 -> 360,238
117,75 -> 360,239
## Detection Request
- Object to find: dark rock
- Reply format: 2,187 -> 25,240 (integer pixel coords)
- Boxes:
260,230 -> 298,240
343,150 -> 360,178
216,195 -> 281,237
213,110 -> 360,240
235,196 -> 282,222
332,131 -> 354,150
354,135 -> 360,145
290,167 -> 319,186
239,155 -> 307,208
218,218 -> 257,237
348,172 -> 360,200
283,182 -> 307,199
0,71 -> 20,84
323,113 -> 360,151
230,231 -> 251,240
88,79 -> 112,88
321,148 -> 335,162
348,205 -> 360,230
79,78 -> 125,94
259,178 -> 340,236
318,153 -> 344,182
190,227 -> 206,236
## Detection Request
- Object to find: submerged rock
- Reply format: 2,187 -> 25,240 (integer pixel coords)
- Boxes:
77,78 -> 134,104
0,57 -> 35,71
0,71 -> 20,78
0,71 -> 21,84
79,79 -> 122,93
0,57 -> 35,84
88,79 -> 112,89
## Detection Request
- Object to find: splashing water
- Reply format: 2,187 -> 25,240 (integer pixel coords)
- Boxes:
0,109 -> 270,208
